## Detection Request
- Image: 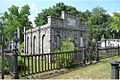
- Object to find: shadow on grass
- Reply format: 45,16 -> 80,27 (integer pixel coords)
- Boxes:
23,61 -> 106,79
47,58 -> 117,79
21,56 -> 120,79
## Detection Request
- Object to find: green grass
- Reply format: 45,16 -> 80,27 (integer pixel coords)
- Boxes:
48,56 -> 120,79
1,53 -> 120,79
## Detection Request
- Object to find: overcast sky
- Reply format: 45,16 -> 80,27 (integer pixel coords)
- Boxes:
0,0 -> 120,26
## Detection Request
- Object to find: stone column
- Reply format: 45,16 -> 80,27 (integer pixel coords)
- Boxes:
12,49 -> 19,79
24,27 -> 26,54
61,11 -> 65,19
47,16 -> 52,25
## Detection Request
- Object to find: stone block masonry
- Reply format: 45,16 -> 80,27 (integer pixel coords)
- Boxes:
24,11 -> 87,54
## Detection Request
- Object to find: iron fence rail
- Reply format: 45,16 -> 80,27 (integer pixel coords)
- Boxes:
17,46 -> 120,77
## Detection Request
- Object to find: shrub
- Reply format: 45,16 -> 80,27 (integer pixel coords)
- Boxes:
55,38 -> 79,69
2,55 -> 27,74
0,56 -> 9,74
17,56 -> 28,73
56,54 -> 78,69
20,42 -> 24,49
20,42 -> 24,53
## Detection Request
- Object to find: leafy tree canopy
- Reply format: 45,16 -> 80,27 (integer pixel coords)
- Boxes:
35,3 -> 114,41
88,7 -> 112,41
111,12 -> 120,33
35,2 -> 79,26
1,2 -> 118,43
3,4 -> 32,42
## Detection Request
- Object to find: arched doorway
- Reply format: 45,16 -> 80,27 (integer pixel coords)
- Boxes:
42,34 -> 45,54
56,34 -> 61,49
33,36 -> 36,54
27,37 -> 29,54
80,33 -> 84,47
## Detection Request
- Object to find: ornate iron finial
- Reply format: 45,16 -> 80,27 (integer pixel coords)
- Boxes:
13,30 -> 19,49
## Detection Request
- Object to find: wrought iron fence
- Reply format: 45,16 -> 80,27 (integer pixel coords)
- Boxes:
1,27 -> 120,79
18,50 -> 86,77
0,45 -> 119,79
17,46 -> 120,77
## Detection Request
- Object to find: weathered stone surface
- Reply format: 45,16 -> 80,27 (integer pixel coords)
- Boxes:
24,11 -> 87,54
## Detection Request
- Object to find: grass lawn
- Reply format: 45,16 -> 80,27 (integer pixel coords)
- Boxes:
1,55 -> 120,79
48,56 -> 120,79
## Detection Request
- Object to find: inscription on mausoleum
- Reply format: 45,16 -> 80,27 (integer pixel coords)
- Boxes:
67,18 -> 76,27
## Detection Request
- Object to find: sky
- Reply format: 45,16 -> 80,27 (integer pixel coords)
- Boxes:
0,0 -> 120,26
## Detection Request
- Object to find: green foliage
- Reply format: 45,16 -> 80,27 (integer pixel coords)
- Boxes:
35,3 -> 113,40
88,7 -> 112,41
111,12 -> 120,33
0,15 -> 7,37
17,56 -> 28,73
20,42 -> 24,50
88,7 -> 107,25
3,56 -> 9,74
35,2 -> 79,26
60,38 -> 76,52
55,38 -> 78,69
3,4 -> 32,42
1,55 -> 27,74
0,56 -> 12,74
79,10 -> 91,24
91,38 -> 97,47
55,54 -> 78,69
110,12 -> 120,39
1,3 -> 116,42
1,2 -> 118,43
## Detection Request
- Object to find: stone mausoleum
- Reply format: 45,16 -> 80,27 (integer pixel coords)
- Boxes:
24,11 -> 87,54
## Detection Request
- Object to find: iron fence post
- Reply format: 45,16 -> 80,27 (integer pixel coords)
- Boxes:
96,46 -> 100,62
12,49 -> 19,79
82,48 -> 86,64
111,61 -> 119,79
118,45 -> 120,56
1,35 -> 4,79
12,30 -> 19,79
